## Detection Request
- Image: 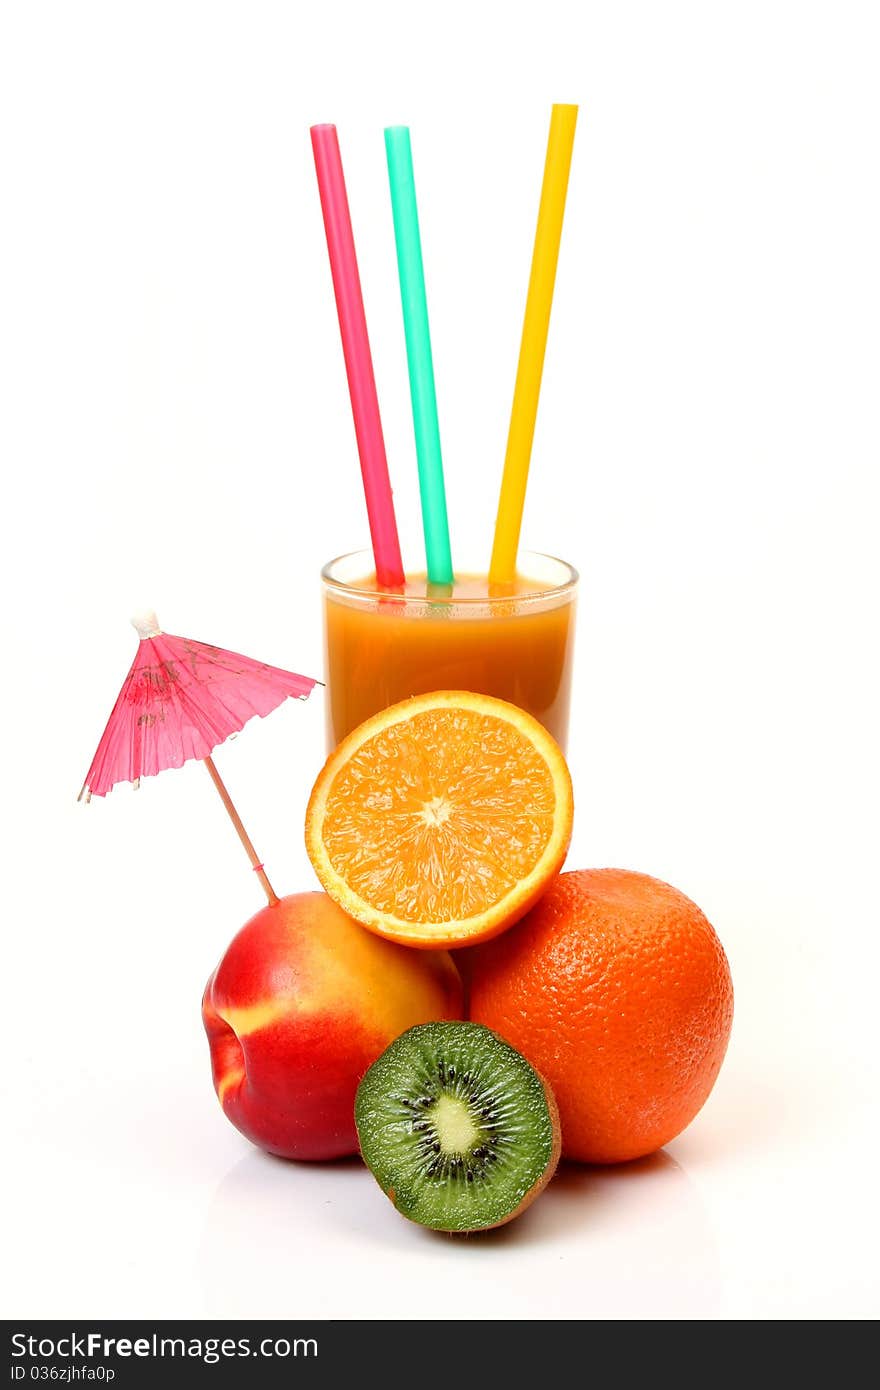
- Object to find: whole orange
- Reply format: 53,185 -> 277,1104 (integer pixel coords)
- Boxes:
467,868 -> 733,1163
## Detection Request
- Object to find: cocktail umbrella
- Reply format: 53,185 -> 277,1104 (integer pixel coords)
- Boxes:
80,611 -> 318,904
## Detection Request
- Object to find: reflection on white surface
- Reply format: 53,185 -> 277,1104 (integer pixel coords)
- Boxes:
199,1147 -> 721,1320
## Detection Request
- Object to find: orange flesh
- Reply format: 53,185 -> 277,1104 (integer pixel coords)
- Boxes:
320,706 -> 558,924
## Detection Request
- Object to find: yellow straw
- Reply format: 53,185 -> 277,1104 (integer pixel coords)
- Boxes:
490,104 -> 578,584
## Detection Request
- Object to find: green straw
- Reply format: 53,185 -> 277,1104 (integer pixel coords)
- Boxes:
384,126 -> 453,586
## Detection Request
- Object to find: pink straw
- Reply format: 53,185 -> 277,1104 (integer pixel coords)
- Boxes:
311,124 -> 405,588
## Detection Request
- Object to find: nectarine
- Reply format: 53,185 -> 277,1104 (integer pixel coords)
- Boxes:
202,892 -> 463,1160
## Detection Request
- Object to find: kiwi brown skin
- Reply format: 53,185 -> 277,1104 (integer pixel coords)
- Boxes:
373,1071 -> 562,1236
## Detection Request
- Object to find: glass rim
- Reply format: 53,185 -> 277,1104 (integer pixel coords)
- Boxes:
321,549 -> 579,605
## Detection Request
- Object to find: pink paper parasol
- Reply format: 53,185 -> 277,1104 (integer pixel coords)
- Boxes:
80,611 -> 318,904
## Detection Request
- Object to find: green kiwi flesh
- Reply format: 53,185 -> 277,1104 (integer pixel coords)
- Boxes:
355,1021 -> 561,1232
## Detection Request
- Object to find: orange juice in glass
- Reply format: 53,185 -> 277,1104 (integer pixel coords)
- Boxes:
321,550 -> 577,751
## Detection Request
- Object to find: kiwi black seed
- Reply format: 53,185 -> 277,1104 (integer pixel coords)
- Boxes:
354,1021 -> 561,1233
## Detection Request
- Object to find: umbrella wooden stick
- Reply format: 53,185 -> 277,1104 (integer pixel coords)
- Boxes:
203,756 -> 279,906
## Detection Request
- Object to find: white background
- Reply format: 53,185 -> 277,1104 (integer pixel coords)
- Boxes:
2,0 -> 878,1322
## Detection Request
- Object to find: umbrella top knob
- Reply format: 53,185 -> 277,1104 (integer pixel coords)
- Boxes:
131,609 -> 162,640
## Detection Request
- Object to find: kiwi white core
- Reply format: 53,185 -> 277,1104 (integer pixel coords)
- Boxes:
430,1094 -> 479,1153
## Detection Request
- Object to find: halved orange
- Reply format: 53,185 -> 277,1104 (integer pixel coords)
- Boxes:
304,691 -> 573,949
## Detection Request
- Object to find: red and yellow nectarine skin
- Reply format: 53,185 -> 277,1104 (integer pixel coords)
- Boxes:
202,891 -> 463,1160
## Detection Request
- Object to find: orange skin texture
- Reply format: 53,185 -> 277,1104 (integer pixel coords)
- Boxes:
202,892 -> 463,1160
467,869 -> 734,1164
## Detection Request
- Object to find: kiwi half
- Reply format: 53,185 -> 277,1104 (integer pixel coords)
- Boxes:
355,1021 -> 561,1233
